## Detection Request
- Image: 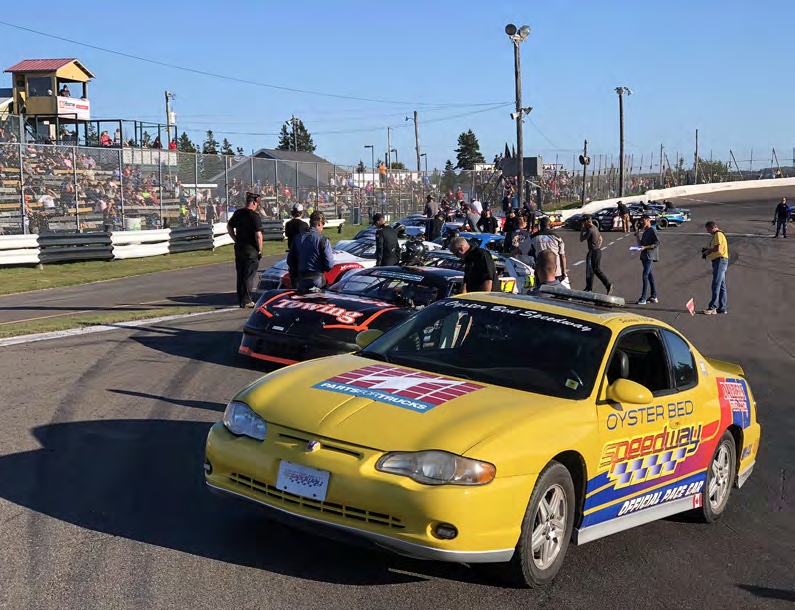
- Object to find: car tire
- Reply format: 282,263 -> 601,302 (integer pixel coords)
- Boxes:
489,461 -> 576,588
696,430 -> 736,523
658,217 -> 669,229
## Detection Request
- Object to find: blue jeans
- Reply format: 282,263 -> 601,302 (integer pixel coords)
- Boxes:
775,219 -> 787,237
709,258 -> 728,312
641,258 -> 657,300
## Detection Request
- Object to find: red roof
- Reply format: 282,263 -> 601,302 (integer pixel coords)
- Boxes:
5,59 -> 78,73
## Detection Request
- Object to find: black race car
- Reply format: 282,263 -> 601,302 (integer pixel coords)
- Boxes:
239,266 -> 464,366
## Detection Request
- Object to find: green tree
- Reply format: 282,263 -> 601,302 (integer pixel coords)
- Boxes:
236,147 -> 245,156
141,131 -> 152,147
697,157 -> 730,181
276,118 -> 316,153
202,130 -> 219,155
390,161 -> 407,170
441,159 -> 458,193
220,138 -> 235,156
356,160 -> 366,173
455,129 -> 486,170
177,132 -> 197,153
85,123 -> 99,147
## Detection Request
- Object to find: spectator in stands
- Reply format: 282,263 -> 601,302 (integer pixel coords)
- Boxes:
59,84 -> 71,97
169,139 -> 177,150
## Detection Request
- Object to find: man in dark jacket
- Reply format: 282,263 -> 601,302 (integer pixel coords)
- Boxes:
287,211 -> 335,292
428,210 -> 445,241
450,236 -> 497,293
477,209 -> 499,234
284,203 -> 308,250
634,214 -> 660,305
773,197 -> 790,238
373,213 -> 399,266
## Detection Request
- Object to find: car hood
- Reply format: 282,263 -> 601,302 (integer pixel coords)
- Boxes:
237,354 -> 563,455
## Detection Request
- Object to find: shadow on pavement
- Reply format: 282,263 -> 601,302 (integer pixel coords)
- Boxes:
736,584 -> 795,602
0,419 -> 494,587
107,388 -> 225,412
129,327 -> 266,372
166,292 -> 238,307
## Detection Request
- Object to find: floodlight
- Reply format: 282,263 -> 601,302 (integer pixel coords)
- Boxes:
518,25 -> 531,39
505,24 -> 517,36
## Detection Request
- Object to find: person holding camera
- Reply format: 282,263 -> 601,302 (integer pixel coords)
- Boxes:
702,220 -> 729,314
634,214 -> 659,305
227,193 -> 264,308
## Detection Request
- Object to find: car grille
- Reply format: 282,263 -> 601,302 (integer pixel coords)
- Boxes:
227,472 -> 406,529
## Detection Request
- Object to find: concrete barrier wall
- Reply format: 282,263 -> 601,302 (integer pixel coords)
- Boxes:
559,178 -> 795,220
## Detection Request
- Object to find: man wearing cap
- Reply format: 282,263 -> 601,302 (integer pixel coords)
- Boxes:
227,192 -> 263,308
287,210 -> 335,292
284,203 -> 308,250
634,214 -> 660,305
373,212 -> 399,266
702,220 -> 728,314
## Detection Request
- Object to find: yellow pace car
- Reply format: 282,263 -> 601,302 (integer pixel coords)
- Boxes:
204,286 -> 761,587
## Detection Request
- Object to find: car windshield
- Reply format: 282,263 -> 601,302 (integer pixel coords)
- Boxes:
335,240 -> 376,258
329,270 -> 442,307
425,256 -> 464,271
359,299 -> 612,399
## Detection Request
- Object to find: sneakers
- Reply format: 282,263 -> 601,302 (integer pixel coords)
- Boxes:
648,297 -> 659,303
607,284 -> 615,295
240,301 -> 256,309
636,297 -> 657,305
703,309 -> 717,315
636,299 -> 647,305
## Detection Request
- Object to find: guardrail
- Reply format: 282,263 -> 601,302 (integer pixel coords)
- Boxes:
0,217 -> 348,266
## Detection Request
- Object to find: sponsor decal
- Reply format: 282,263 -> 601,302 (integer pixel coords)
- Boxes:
741,442 -> 754,461
371,269 -> 425,282
294,292 -> 392,308
606,400 -> 694,430
313,364 -> 483,413
444,301 -> 594,332
717,377 -> 752,429
617,480 -> 704,516
698,359 -> 709,377
599,424 -> 703,489
272,298 -> 364,324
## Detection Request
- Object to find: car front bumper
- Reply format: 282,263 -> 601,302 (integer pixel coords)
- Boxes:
239,325 -> 354,365
205,423 -> 534,563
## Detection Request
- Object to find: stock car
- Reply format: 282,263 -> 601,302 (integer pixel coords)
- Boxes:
566,207 -> 659,233
424,249 -> 535,294
255,239 -> 441,293
206,287 -> 760,587
239,266 -> 464,365
354,215 -> 463,240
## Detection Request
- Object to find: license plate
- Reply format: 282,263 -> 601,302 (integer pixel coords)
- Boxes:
276,460 -> 330,502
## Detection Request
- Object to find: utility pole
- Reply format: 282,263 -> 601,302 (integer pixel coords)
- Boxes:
291,115 -> 298,152
165,91 -> 176,143
387,126 -> 392,169
694,129 -> 699,184
659,143 -> 664,184
413,111 -> 421,172
615,86 -> 632,197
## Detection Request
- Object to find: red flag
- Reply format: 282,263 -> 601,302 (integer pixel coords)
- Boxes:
686,298 -> 695,316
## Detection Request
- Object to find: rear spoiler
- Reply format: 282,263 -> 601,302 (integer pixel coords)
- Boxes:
704,357 -> 745,378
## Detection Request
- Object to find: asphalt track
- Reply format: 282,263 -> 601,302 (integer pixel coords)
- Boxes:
0,194 -> 793,610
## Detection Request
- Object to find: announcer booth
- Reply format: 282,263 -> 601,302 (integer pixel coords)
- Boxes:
4,58 -> 95,143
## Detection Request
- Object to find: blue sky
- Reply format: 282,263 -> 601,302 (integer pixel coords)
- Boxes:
1,0 -> 792,171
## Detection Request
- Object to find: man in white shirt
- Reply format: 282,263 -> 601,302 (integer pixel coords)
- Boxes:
469,197 -> 483,215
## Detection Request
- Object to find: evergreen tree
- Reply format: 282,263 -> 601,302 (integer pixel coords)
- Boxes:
441,159 -> 458,193
356,160 -> 366,173
236,147 -> 245,156
454,129 -> 486,170
85,123 -> 99,147
220,138 -> 235,156
276,118 -> 316,152
390,161 -> 407,170
177,132 -> 197,153
202,130 -> 219,155
141,131 -> 152,147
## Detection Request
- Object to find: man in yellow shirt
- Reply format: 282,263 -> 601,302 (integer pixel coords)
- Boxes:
702,220 -> 728,314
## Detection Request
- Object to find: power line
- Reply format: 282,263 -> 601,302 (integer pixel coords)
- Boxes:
0,20 -> 510,108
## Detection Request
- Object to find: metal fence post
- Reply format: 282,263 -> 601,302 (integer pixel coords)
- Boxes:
158,147 -> 164,227
118,148 -> 125,227
224,155 -> 229,219
73,146 -> 80,233
315,162 -> 320,209
18,142 -> 26,235
250,156 -> 255,187
194,153 -> 199,195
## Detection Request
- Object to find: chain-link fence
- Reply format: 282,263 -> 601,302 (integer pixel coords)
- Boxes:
0,140 -> 442,235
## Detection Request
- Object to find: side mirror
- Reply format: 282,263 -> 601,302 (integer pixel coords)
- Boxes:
355,329 -> 383,349
605,378 -> 653,405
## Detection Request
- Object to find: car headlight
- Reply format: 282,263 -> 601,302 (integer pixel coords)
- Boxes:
376,450 -> 496,486
222,401 -> 267,441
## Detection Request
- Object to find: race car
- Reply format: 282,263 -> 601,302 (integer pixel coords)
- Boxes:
206,287 -> 760,587
566,207 -> 659,233
239,266 -> 463,366
424,249 -> 535,294
354,215 -> 462,240
434,231 -> 506,252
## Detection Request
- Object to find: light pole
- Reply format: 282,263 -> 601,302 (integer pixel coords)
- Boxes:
406,111 -> 422,172
420,152 -> 428,174
615,86 -> 632,197
364,144 -> 375,208
505,23 -> 531,205
391,148 -> 399,168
